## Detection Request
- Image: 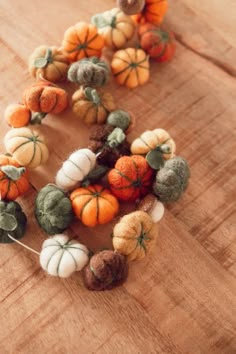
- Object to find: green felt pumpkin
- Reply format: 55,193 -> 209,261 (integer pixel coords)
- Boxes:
0,201 -> 27,243
35,184 -> 74,235
153,156 -> 190,202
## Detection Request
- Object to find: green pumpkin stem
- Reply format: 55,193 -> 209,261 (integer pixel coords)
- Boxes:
45,48 -> 53,63
84,87 -> 101,105
1,165 -> 26,181
31,112 -> 47,124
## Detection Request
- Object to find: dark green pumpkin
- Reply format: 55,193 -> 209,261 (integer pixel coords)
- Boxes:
153,156 -> 190,202
0,201 -> 27,243
35,184 -> 73,235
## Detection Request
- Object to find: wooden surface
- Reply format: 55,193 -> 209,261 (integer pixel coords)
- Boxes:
0,0 -> 236,353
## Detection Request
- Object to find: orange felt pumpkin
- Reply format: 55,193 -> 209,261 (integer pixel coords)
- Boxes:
138,23 -> 176,62
70,184 -> 119,227
0,155 -> 30,201
132,0 -> 168,25
108,155 -> 154,201
4,103 -> 31,128
111,48 -> 150,88
62,22 -> 105,62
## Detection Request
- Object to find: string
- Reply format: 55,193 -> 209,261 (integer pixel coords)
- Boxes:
7,234 -> 40,256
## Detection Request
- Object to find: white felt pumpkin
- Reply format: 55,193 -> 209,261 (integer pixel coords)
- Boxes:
56,148 -> 96,190
40,234 -> 89,278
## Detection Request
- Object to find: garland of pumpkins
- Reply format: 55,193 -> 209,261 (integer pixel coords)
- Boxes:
0,0 -> 190,291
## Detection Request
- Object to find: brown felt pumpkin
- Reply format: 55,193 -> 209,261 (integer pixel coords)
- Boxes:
111,48 -> 150,88
62,22 -> 105,62
112,210 -> 157,261
70,184 -> 119,227
0,155 -> 30,201
4,103 -> 31,128
132,0 -> 168,25
138,24 -> 176,62
108,155 -> 154,201
29,45 -> 70,82
117,0 -> 145,15
72,87 -> 116,125
91,8 -> 135,49
22,80 -> 68,123
4,127 -> 49,169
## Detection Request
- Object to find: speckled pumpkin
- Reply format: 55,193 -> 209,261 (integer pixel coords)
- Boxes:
72,87 -> 116,125
91,8 -> 135,49
111,48 -> 150,88
29,46 -> 70,82
112,210 -> 157,261
132,0 -> 168,25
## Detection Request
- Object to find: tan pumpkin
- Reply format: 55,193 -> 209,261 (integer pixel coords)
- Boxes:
91,8 -> 135,49
72,87 -> 116,125
29,46 -> 70,82
112,210 -> 157,261
4,127 -> 49,169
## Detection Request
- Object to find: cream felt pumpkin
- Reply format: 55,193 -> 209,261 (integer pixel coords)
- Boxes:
56,149 -> 96,190
40,234 -> 89,278
4,127 -> 49,169
91,8 -> 135,49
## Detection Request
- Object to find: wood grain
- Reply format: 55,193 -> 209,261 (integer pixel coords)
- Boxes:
0,0 -> 236,353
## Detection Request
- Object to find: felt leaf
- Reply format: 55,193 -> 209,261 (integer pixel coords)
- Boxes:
146,150 -> 164,170
91,14 -> 111,28
81,165 -> 109,186
107,128 -> 126,148
34,57 -> 48,68
0,213 -> 18,231
1,165 -> 25,181
84,87 -> 100,105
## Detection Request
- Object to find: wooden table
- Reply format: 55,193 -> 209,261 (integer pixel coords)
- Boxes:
0,1 -> 236,353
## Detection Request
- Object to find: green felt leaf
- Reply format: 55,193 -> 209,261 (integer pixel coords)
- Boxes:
91,14 -> 111,28
84,87 -> 100,105
0,213 -> 18,231
34,57 -> 48,68
146,150 -> 165,170
159,144 -> 171,154
107,128 -> 126,148
81,165 -> 109,186
1,165 -> 25,181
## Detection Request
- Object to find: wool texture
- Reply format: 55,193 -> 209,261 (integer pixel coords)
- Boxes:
107,110 -> 131,131
0,201 -> 27,243
4,103 -> 31,128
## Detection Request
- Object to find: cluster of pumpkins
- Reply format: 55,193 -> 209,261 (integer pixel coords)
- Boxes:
0,1 -> 189,291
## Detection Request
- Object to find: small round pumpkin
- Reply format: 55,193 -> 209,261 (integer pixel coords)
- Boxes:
35,184 -> 74,235
117,0 -> 145,15
0,155 -> 30,201
82,250 -> 128,291
0,200 -> 27,243
107,110 -> 131,131
4,127 -> 49,169
68,57 -> 110,87
112,210 -> 157,261
4,103 -> 31,128
70,184 -> 119,227
153,156 -> 190,202
56,149 -> 96,191
91,8 -> 135,49
111,48 -> 150,88
108,155 -> 154,201
62,22 -> 105,62
28,46 -> 70,82
138,24 -> 176,62
40,234 -> 89,278
132,0 -> 168,25
72,87 -> 116,125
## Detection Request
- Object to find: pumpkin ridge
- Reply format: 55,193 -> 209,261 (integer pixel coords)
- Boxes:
46,247 -> 61,271
61,166 -> 79,182
114,168 -> 134,183
37,142 -> 43,166
114,65 -> 130,77
68,159 -> 84,173
98,195 -> 117,210
50,89 -> 59,113
10,140 -> 30,154
5,180 -> 12,200
130,157 -> 140,182
113,56 -> 130,65
79,196 -> 94,219
64,246 -> 88,256
56,248 -> 66,276
65,248 -> 78,270
96,195 -> 99,224
139,135 -> 153,149
27,139 -> 37,166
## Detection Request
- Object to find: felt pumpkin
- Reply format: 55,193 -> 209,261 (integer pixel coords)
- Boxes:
0,155 -> 30,201
108,155 -> 154,201
68,57 -> 110,87
107,110 -> 131,131
138,24 -> 176,62
28,46 -> 70,82
56,149 -> 96,191
72,87 -> 116,125
35,184 -> 74,235
40,234 -> 89,278
112,210 -> 157,261
138,193 -> 165,223
0,200 -> 27,243
4,127 -> 49,169
4,103 -> 31,128
111,48 -> 150,88
91,8 -> 135,49
62,22 -> 105,62
153,156 -> 190,202
132,0 -> 168,25
117,0 -> 145,15
70,184 -> 119,227
82,250 -> 128,291
22,80 -> 68,123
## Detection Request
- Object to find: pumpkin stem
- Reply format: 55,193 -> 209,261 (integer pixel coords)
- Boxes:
6,234 -> 40,255
1,165 -> 26,181
107,127 -> 126,148
84,87 -> 101,105
158,144 -> 171,154
31,112 -> 47,124
45,48 -> 53,63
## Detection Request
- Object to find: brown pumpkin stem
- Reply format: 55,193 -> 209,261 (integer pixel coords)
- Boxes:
31,112 -> 48,124
1,165 -> 26,181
